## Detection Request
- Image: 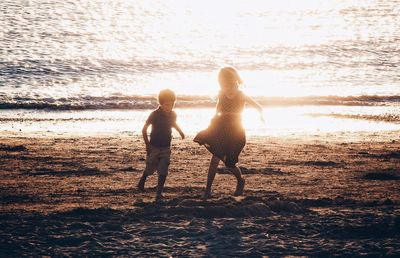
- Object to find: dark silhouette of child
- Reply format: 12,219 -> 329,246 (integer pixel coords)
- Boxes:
138,89 -> 185,201
194,67 -> 264,199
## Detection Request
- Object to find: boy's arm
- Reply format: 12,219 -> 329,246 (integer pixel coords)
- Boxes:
244,95 -> 265,123
173,123 -> 185,139
142,123 -> 151,150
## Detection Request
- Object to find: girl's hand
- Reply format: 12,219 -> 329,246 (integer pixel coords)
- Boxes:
259,112 -> 266,124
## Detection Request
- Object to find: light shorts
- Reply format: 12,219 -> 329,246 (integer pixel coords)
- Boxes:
143,146 -> 171,176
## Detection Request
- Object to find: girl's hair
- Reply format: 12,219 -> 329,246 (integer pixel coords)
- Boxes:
218,66 -> 243,90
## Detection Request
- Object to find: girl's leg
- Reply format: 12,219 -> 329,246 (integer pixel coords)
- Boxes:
137,173 -> 148,192
203,155 -> 220,198
227,165 -> 245,196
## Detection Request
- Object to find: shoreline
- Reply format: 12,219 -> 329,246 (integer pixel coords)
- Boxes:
1,104 -> 400,138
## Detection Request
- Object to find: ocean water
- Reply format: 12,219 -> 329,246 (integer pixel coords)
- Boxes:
1,0 -> 399,135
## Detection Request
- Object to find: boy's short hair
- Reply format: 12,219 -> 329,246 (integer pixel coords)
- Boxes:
158,89 -> 176,104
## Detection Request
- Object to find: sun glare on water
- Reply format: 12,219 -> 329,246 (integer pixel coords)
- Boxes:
2,0 -> 399,137
57,0 -> 370,99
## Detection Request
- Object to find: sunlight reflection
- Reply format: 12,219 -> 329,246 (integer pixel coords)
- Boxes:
1,106 -> 399,137
6,0 -> 397,100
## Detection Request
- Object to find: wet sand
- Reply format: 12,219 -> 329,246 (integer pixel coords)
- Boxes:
1,131 -> 399,256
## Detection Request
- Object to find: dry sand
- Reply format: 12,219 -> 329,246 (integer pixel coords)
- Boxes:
1,131 -> 399,256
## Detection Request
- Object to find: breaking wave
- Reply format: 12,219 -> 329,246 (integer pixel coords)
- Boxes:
0,95 -> 399,110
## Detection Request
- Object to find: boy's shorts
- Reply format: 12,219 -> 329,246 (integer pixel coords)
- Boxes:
143,146 -> 171,176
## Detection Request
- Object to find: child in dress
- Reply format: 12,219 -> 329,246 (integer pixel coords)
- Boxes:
138,89 -> 185,201
194,67 -> 264,199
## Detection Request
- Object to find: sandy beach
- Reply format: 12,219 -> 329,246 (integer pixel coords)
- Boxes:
1,131 -> 399,256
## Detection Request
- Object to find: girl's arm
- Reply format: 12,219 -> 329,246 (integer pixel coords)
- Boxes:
244,95 -> 265,122
244,95 -> 262,113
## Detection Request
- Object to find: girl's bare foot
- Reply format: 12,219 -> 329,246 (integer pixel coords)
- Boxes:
234,177 -> 245,196
202,191 -> 212,200
155,194 -> 164,203
137,180 -> 145,192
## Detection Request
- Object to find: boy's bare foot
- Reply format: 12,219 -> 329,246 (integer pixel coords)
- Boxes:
233,177 -> 245,196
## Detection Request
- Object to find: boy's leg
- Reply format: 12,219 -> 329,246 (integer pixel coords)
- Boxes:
138,147 -> 159,191
156,175 -> 167,199
227,165 -> 245,196
156,148 -> 171,199
203,155 -> 220,199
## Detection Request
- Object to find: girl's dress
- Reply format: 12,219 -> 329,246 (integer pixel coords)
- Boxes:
194,90 -> 246,167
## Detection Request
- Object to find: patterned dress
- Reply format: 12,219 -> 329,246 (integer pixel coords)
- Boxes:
194,90 -> 246,167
